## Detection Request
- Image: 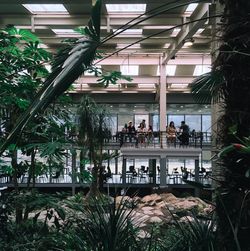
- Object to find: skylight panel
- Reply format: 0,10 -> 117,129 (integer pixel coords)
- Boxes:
114,29 -> 143,35
23,4 -> 68,14
195,28 -> 205,35
120,65 -> 139,76
171,83 -> 189,88
38,43 -> 49,49
106,4 -> 146,13
138,83 -> 156,88
171,28 -> 181,37
157,65 -> 177,76
163,43 -> 170,48
51,29 -> 78,35
117,44 -> 141,49
166,65 -> 177,76
185,3 -> 198,15
193,65 -> 211,76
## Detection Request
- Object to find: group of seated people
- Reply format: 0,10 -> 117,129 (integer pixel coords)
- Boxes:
118,119 -> 200,147
120,120 -> 154,146
166,120 -> 190,145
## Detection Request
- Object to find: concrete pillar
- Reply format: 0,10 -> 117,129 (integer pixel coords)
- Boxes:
115,150 -> 118,174
149,159 -> 156,185
194,158 -> 200,197
71,149 -> 77,195
122,158 -> 127,185
159,56 -> 167,148
160,157 -> 167,186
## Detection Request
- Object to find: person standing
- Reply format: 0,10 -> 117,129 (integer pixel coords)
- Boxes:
178,121 -> 189,145
127,121 -> 136,143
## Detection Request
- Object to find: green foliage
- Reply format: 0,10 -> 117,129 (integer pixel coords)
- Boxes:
190,70 -> 224,104
77,95 -> 111,149
67,195 -> 139,251
167,214 -> 217,251
0,0 -> 102,155
97,70 -> 133,87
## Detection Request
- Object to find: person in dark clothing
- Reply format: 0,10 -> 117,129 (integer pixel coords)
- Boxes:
127,121 -> 136,134
178,121 -> 189,145
127,121 -> 137,144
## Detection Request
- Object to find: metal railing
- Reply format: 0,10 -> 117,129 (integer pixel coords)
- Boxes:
111,131 -> 212,149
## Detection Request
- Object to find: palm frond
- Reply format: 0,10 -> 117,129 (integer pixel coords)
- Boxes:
0,0 -> 102,156
190,70 -> 225,104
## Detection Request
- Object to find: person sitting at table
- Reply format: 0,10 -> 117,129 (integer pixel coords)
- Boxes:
103,166 -> 112,182
122,123 -> 128,133
138,123 -> 146,146
141,119 -> 146,129
166,121 -> 176,144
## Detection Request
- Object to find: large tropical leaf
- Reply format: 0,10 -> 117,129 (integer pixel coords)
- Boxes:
190,70 -> 225,104
5,26 -> 39,42
0,0 -> 102,156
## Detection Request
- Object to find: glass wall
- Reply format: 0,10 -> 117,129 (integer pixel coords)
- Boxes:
152,114 -> 159,131
202,115 -> 211,132
134,114 -> 149,129
167,115 -> 184,129
100,103 -> 211,133
185,115 -> 202,132
118,114 -> 133,131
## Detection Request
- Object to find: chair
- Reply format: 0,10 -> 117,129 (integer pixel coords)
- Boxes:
181,166 -> 188,179
51,170 -> 61,183
124,166 -> 137,183
169,168 -> 181,184
139,166 -> 148,181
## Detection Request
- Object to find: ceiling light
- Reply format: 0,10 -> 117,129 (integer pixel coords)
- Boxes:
114,29 -> 143,35
106,4 -> 146,13
163,43 -> 170,48
38,43 -> 49,49
52,29 -> 79,35
116,43 -> 141,49
195,28 -> 205,35
23,4 -> 68,14
171,84 -> 189,88
183,38 -> 194,46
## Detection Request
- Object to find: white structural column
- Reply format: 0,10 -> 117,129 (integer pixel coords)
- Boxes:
159,56 -> 167,148
160,157 -> 167,187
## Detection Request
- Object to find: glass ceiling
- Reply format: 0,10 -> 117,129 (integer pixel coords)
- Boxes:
22,4 -> 68,14
106,4 -> 146,13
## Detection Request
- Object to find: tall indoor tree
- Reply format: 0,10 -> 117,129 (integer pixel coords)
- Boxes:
214,1 -> 250,250
0,26 -> 52,192
77,95 -> 111,197
191,1 -> 250,250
